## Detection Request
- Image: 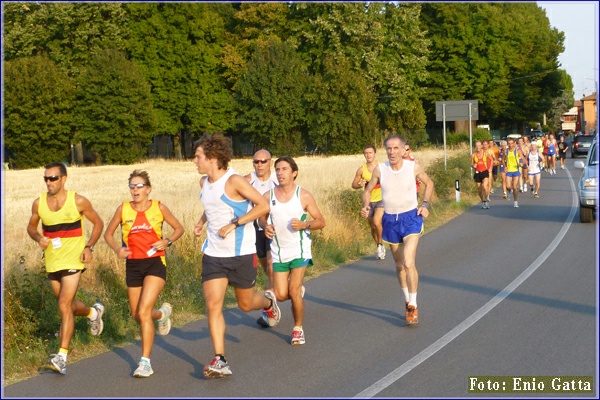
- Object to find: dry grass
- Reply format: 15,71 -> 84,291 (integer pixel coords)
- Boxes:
3,144 -> 469,281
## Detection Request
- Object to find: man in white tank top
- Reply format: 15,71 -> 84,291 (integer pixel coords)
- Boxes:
259,156 -> 326,346
244,149 -> 278,327
361,136 -> 434,325
192,133 -> 280,379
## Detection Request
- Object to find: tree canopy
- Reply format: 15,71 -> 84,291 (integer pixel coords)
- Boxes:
2,2 -> 572,168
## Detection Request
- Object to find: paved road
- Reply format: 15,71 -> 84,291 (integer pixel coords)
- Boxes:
4,162 -> 597,398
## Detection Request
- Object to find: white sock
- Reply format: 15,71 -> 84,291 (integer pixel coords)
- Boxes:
408,292 -> 417,308
402,287 -> 410,303
140,357 -> 150,364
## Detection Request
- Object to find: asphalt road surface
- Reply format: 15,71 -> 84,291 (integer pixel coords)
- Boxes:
4,161 -> 597,398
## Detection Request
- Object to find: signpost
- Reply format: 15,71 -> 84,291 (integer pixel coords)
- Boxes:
436,100 -> 479,170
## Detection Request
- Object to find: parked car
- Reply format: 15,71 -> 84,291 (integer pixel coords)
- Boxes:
572,134 -> 595,158
530,129 -> 543,139
574,138 -> 597,223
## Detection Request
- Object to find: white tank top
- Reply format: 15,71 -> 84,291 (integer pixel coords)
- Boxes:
249,171 -> 278,231
200,168 -> 256,257
268,186 -> 312,263
528,151 -> 542,174
249,171 -> 278,195
379,160 -> 418,214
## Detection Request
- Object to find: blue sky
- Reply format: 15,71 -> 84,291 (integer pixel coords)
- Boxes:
538,1 -> 599,100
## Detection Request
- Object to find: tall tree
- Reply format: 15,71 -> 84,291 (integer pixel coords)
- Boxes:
420,3 -> 565,130
74,49 -> 157,164
305,56 -> 378,154
546,70 -> 575,132
125,3 -> 235,141
3,55 -> 75,169
3,2 -> 128,76
234,40 -> 307,155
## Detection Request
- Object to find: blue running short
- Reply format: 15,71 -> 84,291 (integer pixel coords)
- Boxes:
382,208 -> 424,245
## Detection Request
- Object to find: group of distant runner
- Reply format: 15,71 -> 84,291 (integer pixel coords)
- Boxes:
471,133 -> 568,208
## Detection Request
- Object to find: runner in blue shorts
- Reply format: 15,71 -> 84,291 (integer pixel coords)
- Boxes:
361,135 -> 434,325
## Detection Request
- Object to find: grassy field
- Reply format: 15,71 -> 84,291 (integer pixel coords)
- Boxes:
2,143 -> 479,385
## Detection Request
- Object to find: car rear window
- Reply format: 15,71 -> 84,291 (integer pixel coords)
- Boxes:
577,136 -> 594,143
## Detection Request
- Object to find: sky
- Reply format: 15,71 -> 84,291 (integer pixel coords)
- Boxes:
538,1 -> 599,100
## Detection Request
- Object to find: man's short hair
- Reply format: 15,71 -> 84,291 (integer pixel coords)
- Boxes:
45,162 -> 68,177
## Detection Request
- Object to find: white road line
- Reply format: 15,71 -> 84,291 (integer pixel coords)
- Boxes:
355,168 -> 578,398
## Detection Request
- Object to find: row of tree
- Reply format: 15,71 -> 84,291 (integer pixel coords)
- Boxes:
3,2 -> 572,169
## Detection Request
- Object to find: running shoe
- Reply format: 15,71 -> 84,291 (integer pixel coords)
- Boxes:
524,185 -> 528,193
263,290 -> 281,327
203,356 -> 232,378
291,327 -> 305,345
47,353 -> 67,375
376,243 -> 386,260
490,188 -> 495,194
534,193 -> 540,198
502,192 -> 507,199
406,305 -> 419,325
88,302 -> 105,336
514,201 -> 519,208
133,359 -> 154,378
157,303 -> 172,336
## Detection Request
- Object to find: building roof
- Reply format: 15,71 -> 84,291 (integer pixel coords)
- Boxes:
581,92 -> 596,101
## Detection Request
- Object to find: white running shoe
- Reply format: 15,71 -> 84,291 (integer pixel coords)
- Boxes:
157,303 -> 172,336
133,359 -> 154,378
514,201 -> 519,208
291,327 -> 305,345
376,243 -> 386,260
263,290 -> 281,327
88,302 -> 105,336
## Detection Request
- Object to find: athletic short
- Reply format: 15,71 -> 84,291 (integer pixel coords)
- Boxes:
473,170 -> 489,183
492,166 -> 498,175
382,208 -> 423,245
368,200 -> 384,218
126,257 -> 166,287
547,148 -> 555,156
201,253 -> 256,289
47,268 -> 85,281
273,258 -> 314,273
528,171 -> 541,177
499,165 -> 505,173
557,152 -> 566,159
506,171 -> 520,178
254,227 -> 270,259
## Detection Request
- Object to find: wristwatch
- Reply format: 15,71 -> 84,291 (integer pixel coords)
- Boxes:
231,217 -> 240,227
85,245 -> 95,252
166,238 -> 173,247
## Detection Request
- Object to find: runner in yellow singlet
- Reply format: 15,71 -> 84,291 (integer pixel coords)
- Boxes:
352,145 -> 385,260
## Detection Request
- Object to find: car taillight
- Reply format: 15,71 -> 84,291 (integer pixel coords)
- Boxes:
575,143 -> 580,148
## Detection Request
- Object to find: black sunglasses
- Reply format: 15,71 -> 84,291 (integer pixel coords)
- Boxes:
43,175 -> 62,182
253,159 -> 270,165
129,183 -> 147,189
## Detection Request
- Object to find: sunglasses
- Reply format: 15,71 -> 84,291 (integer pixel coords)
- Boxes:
253,159 -> 270,165
129,183 -> 147,189
43,175 -> 62,182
